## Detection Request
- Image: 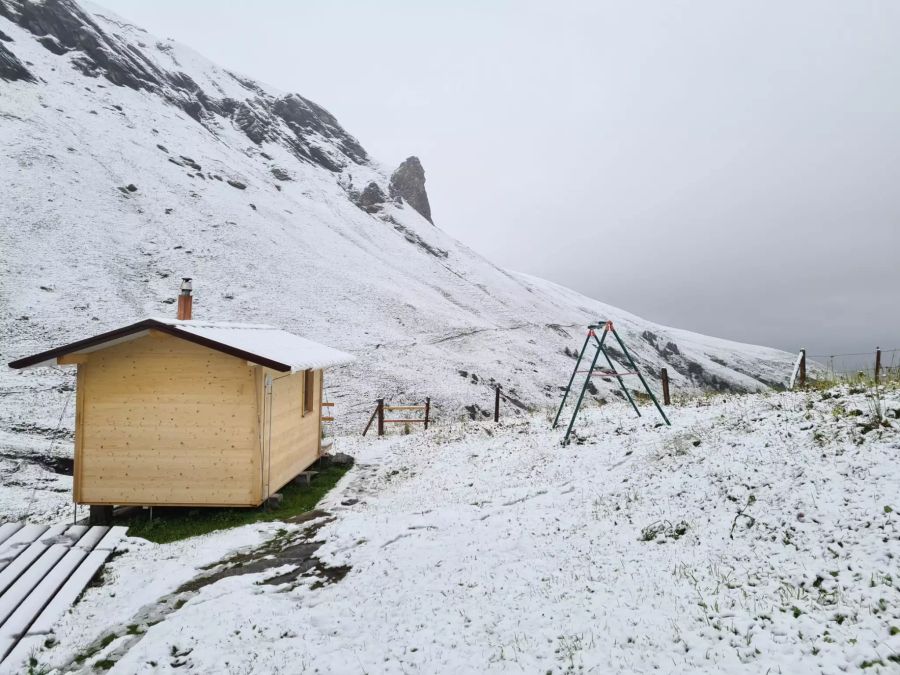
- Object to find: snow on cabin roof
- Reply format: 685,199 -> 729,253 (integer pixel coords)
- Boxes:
7,318 -> 354,372
155,318 -> 354,371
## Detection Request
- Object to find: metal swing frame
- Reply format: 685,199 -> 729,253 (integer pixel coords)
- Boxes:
553,321 -> 670,445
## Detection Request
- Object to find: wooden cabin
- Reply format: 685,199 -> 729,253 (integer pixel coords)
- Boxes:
8,292 -> 352,521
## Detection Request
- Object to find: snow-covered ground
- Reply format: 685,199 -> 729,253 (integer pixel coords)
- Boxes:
18,386 -> 900,674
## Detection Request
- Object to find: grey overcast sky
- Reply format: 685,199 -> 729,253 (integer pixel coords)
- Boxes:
100,0 -> 900,363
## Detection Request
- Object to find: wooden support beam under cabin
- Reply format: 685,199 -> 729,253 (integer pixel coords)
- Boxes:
89,505 -> 113,526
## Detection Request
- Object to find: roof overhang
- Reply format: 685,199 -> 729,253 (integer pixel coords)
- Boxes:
8,319 -> 295,371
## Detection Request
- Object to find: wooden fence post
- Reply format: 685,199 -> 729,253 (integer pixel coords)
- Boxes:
875,347 -> 881,384
494,385 -> 501,422
799,348 -> 806,388
377,398 -> 385,436
661,368 -> 670,405
424,397 -> 431,430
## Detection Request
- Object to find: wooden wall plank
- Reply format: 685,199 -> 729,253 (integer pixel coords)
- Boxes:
265,369 -> 321,495
0,526 -> 74,592
0,525 -> 22,549
78,334 -> 260,506
0,526 -> 126,668
0,526 -> 51,565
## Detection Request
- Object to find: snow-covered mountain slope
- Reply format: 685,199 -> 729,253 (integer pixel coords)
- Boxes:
0,0 -> 795,442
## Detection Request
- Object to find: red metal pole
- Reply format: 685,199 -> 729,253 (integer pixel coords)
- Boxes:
661,368 -> 670,405
799,349 -> 806,388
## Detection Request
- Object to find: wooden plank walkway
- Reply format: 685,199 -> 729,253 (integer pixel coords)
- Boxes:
0,522 -> 126,671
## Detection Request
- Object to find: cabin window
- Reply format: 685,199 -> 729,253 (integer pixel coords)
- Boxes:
303,369 -> 314,414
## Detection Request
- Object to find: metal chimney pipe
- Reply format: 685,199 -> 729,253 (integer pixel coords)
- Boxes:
177,278 -> 193,320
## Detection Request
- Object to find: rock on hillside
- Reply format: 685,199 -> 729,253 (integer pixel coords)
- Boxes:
390,156 -> 433,224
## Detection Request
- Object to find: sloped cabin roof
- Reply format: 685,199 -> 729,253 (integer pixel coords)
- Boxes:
7,318 -> 354,372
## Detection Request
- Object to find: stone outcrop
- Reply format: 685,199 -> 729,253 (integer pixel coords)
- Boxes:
389,156 -> 433,224
0,42 -> 35,82
354,181 -> 387,214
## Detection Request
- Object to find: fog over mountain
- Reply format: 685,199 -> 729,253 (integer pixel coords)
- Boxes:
93,0 -> 900,360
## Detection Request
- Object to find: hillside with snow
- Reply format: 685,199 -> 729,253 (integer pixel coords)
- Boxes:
5,387 -> 898,673
0,0 -> 801,514
0,0 -> 795,404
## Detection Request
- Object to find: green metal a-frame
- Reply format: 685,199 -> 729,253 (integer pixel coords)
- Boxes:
553,321 -> 670,445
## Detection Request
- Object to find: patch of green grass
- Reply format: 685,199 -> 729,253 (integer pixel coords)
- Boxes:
26,656 -> 50,675
94,659 -> 117,671
73,633 -> 118,665
98,634 -> 117,649
115,463 -> 350,544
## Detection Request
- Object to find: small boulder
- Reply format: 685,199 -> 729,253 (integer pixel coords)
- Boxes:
270,167 -> 292,181
180,156 -> 201,171
330,452 -> 355,467
227,179 -> 247,190
354,181 -> 386,214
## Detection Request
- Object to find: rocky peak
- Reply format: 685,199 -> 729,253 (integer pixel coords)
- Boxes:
0,0 -> 368,172
389,156 -> 433,224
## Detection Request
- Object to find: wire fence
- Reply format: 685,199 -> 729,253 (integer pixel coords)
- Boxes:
806,347 -> 900,384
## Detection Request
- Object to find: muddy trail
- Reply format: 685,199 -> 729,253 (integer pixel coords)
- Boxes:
2,421 -> 74,475
62,511 -> 350,673
0,449 -> 73,476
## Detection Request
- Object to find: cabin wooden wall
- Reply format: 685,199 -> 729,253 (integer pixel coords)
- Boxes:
262,368 -> 321,497
76,333 -> 261,506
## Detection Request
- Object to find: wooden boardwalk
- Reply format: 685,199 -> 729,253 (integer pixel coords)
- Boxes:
0,522 -> 126,670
